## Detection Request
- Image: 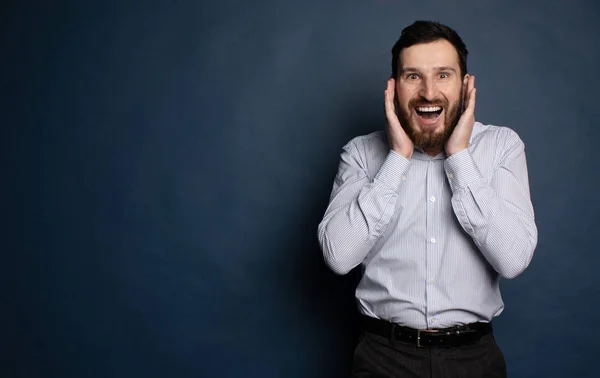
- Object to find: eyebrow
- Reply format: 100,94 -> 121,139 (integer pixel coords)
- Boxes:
401,66 -> 458,74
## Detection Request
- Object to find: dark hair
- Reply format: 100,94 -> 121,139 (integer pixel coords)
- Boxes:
391,21 -> 468,78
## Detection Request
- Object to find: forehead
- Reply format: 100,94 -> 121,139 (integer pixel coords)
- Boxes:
400,39 -> 460,71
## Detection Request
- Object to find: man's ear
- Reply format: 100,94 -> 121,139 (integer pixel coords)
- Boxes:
461,74 -> 470,112
462,74 -> 470,93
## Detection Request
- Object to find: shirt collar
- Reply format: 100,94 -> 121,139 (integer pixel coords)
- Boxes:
409,121 -> 479,160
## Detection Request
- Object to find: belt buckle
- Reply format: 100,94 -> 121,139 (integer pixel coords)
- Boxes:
417,329 -> 422,348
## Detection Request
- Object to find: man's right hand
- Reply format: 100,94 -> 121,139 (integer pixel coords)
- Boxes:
385,78 -> 413,159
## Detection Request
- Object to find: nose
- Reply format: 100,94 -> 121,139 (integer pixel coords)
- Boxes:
419,77 -> 437,101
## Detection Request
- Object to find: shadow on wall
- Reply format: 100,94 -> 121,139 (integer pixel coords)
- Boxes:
278,95 -> 382,376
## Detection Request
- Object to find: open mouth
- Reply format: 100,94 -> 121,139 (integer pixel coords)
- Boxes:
415,106 -> 443,120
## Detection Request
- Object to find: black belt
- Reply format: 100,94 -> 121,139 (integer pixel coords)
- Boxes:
360,314 -> 492,348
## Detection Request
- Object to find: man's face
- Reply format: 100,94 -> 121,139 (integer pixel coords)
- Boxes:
395,39 -> 466,151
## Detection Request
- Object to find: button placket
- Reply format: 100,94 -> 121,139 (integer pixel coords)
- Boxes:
425,160 -> 435,324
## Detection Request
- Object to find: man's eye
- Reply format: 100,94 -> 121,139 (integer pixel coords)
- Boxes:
408,74 -> 419,80
439,73 -> 449,79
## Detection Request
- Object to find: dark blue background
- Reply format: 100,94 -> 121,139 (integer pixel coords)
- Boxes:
4,0 -> 599,377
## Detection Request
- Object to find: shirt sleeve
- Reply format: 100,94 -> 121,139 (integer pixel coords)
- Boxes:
444,131 -> 538,279
317,140 -> 411,275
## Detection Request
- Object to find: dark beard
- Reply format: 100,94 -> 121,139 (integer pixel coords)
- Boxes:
396,98 -> 462,151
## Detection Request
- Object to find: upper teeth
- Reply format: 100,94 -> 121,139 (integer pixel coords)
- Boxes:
417,107 -> 442,112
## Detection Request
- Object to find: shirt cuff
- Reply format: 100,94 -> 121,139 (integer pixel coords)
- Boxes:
374,150 -> 411,190
444,149 -> 483,191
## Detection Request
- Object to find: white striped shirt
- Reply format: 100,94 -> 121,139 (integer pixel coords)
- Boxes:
317,122 -> 538,329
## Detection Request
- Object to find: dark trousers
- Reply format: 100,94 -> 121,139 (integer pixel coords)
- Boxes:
351,330 -> 506,378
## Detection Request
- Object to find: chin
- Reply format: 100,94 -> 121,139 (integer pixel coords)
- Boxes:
408,119 -> 451,148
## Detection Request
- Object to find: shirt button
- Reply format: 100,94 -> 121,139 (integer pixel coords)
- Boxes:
429,280 -> 435,285
401,175 -> 407,181
448,173 -> 454,179
430,238 -> 436,244
429,196 -> 436,202
431,317 -> 437,323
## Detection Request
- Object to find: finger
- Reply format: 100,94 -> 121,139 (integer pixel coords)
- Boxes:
386,78 -> 395,102
462,76 -> 475,112
384,79 -> 396,115
465,87 -> 476,114
462,75 -> 472,106
468,74 -> 475,91
468,75 -> 475,101
467,75 -> 476,108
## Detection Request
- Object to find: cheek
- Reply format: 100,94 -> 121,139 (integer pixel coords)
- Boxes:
435,92 -> 456,109
442,84 -> 463,102
395,88 -> 416,107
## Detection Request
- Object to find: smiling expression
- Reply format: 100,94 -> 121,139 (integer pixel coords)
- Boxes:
395,39 -> 467,153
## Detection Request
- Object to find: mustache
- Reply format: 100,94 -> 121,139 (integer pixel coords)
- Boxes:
409,98 -> 447,108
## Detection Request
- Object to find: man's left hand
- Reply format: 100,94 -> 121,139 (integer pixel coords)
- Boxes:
445,75 -> 476,156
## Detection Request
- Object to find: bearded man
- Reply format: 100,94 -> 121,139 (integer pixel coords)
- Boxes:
317,21 -> 538,378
